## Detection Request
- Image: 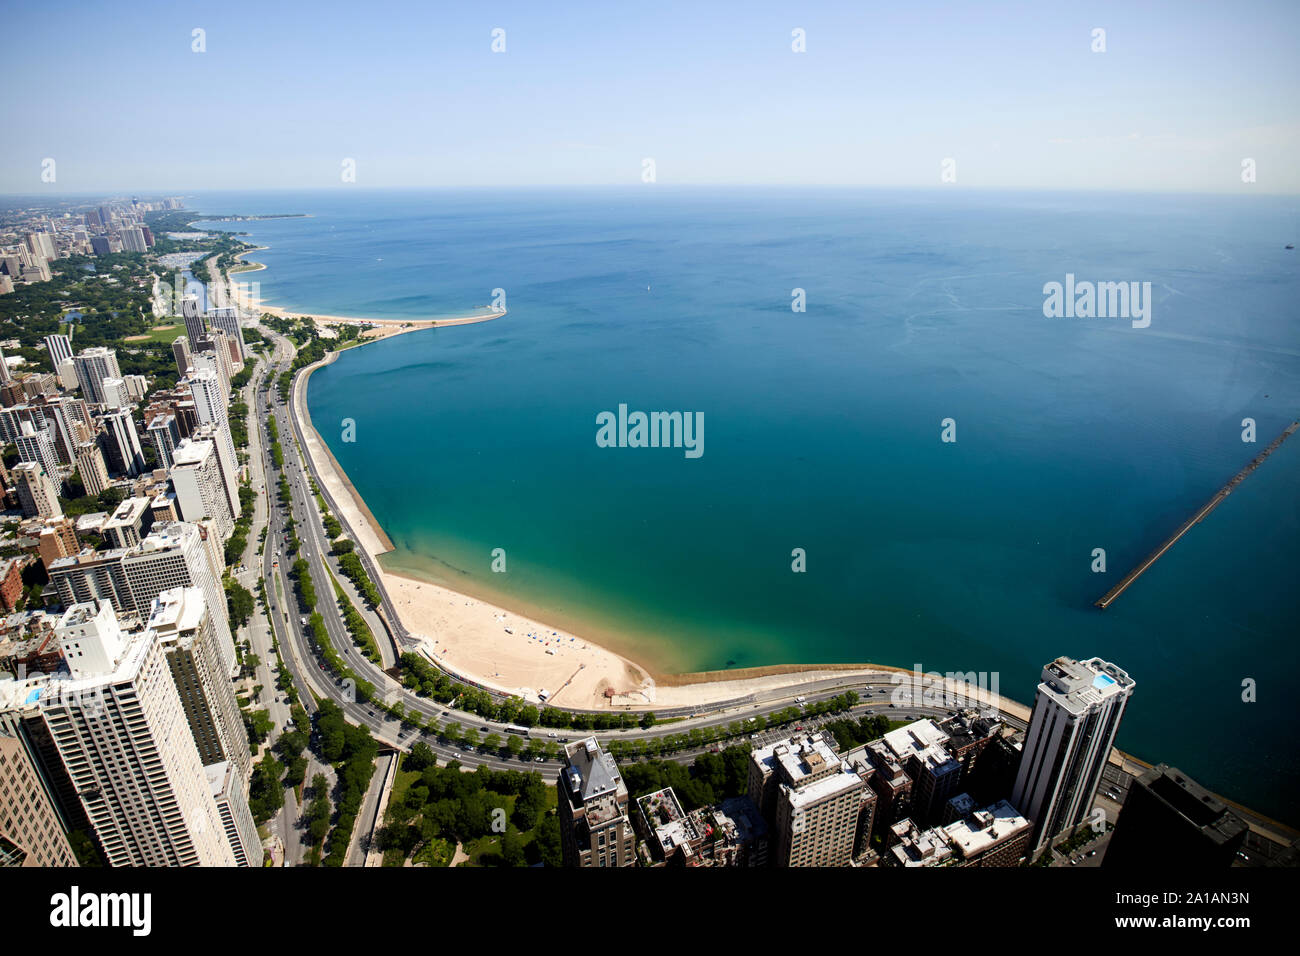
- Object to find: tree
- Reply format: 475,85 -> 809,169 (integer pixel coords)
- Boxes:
483,733 -> 502,753
535,814 -> 562,867
639,711 -> 657,730
506,735 -> 524,759
225,578 -> 255,630
500,826 -> 526,867
407,741 -> 437,773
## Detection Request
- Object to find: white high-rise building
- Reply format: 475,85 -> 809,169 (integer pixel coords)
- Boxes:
44,333 -> 73,371
75,440 -> 110,496
13,462 -> 62,519
1,602 -> 238,867
72,347 -> 122,406
193,421 -> 240,520
101,377 -> 129,410
147,587 -> 250,780
1011,657 -> 1135,854
148,413 -> 180,470
56,357 -> 79,391
188,369 -> 240,517
170,439 -> 235,540
123,522 -> 235,677
16,419 -> 60,481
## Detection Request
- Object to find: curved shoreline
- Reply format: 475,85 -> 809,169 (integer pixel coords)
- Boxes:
228,243 -> 506,327
287,322 -> 1034,716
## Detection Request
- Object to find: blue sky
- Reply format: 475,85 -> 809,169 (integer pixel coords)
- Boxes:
3,0 -> 1298,193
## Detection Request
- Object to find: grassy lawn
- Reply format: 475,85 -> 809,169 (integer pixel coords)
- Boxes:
123,323 -> 186,344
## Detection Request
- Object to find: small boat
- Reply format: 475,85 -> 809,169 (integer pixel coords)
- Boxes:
1286,244 -> 1295,250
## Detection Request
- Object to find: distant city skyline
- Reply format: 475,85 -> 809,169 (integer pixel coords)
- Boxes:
2,0 -> 1298,194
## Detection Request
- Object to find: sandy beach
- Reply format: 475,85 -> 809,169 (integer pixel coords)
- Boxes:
224,249 -> 504,337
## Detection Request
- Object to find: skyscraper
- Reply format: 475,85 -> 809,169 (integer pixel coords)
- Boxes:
172,335 -> 192,379
44,333 -> 73,372
1103,764 -> 1247,869
1011,656 -> 1135,855
100,409 -> 145,477
188,369 -> 240,518
206,307 -> 246,367
5,602 -> 236,867
72,347 -> 122,406
12,462 -> 62,519
147,412 -> 181,470
171,439 -> 235,540
0,733 -> 79,867
182,295 -> 206,343
15,419 -> 60,482
75,440 -> 110,496
557,737 -> 636,867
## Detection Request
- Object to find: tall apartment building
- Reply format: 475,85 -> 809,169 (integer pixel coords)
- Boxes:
100,408 -> 145,477
188,369 -> 240,517
172,335 -> 192,379
146,588 -> 258,866
43,333 -> 73,373
75,440 -> 110,496
191,343 -> 231,396
13,462 -> 62,519
0,733 -> 79,867
1011,657 -> 1135,854
72,347 -> 121,406
147,412 -> 181,470
170,439 -> 235,542
100,496 -> 153,550
1103,764 -> 1247,869
55,357 -> 79,392
749,732 -> 867,867
206,307 -> 246,367
47,521 -> 235,677
181,294 -> 206,343
119,226 -> 147,253
37,397 -> 81,464
10,602 -> 236,866
101,377 -> 129,410
147,587 -> 249,778
558,737 -> 636,867
193,421 -> 240,519
15,419 -> 60,481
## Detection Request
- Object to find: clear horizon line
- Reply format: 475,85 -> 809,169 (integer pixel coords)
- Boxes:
3,183 -> 1299,199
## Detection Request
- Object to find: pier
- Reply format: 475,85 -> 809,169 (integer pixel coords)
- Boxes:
1095,420 -> 1300,609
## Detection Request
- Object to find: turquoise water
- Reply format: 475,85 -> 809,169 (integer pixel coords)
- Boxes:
203,188 -> 1300,821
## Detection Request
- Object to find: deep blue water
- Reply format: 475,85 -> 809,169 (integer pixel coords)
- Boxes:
201,188 -> 1299,822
